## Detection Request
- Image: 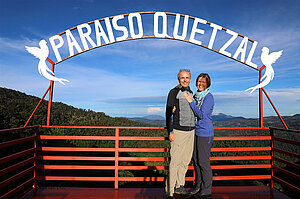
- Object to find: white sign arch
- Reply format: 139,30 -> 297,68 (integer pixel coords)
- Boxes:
25,11 -> 282,93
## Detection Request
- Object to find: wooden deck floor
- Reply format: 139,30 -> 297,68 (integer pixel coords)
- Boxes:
23,186 -> 290,199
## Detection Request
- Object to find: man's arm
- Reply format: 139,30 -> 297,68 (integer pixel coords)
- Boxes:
166,89 -> 175,134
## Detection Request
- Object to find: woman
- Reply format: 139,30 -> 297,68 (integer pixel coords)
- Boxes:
183,73 -> 214,198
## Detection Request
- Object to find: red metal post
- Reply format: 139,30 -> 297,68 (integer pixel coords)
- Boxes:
270,128 -> 274,189
46,58 -> 55,126
259,66 -> 265,128
114,128 -> 119,189
33,127 -> 39,190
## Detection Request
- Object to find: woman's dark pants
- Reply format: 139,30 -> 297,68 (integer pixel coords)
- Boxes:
193,136 -> 213,195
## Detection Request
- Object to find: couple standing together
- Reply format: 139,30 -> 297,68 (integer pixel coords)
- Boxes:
165,69 -> 214,199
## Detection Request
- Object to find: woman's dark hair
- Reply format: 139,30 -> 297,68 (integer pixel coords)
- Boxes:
196,73 -> 211,88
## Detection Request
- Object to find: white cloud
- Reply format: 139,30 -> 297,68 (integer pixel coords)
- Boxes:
147,107 -> 163,114
0,37 -> 39,54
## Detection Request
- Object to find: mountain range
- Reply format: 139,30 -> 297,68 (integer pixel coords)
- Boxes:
127,113 -> 246,124
127,113 -> 300,130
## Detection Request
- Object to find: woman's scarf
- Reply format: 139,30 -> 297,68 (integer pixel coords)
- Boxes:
194,88 -> 210,108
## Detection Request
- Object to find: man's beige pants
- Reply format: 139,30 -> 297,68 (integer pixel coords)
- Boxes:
165,129 -> 195,196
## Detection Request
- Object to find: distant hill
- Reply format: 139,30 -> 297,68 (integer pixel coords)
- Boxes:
126,113 -> 300,130
212,113 -> 245,121
0,87 -> 154,129
126,115 -> 165,126
127,113 -> 246,126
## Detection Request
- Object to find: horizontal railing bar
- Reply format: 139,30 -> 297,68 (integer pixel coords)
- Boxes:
39,135 -> 116,140
119,164 -> 271,170
273,176 -> 300,192
0,177 -> 35,199
210,156 -> 271,160
0,157 -> 34,176
211,164 -> 271,169
0,166 -> 34,188
36,175 -> 271,182
117,156 -> 271,161
117,175 -> 271,181
214,136 -> 271,140
212,147 -> 271,152
213,175 -> 271,180
120,148 -> 168,152
37,165 -> 115,170
116,137 -> 167,141
41,125 -> 165,129
38,156 -> 115,161
0,148 -> 35,164
41,125 -> 269,130
37,155 -> 271,162
38,146 -> 270,153
0,125 -> 39,133
38,147 -> 116,152
39,135 -> 271,141
273,166 -> 300,181
270,127 -> 300,133
37,164 -> 271,171
37,176 -> 115,181
273,156 -> 300,170
0,136 -> 35,149
273,137 -> 300,146
273,148 -> 300,159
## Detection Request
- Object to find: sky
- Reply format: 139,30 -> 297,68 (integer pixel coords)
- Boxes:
0,0 -> 300,118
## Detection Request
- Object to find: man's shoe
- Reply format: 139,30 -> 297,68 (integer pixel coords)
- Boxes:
174,185 -> 189,195
194,192 -> 211,199
189,187 -> 201,195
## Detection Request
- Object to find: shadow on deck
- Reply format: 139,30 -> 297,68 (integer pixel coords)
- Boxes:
23,186 -> 290,199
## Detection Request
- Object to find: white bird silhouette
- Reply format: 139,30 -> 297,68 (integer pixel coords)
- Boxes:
245,47 -> 282,93
25,40 -> 69,85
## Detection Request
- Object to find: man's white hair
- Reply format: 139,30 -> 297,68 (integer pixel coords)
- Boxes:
177,69 -> 191,79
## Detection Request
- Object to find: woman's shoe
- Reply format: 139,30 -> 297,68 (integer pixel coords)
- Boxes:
189,187 -> 201,195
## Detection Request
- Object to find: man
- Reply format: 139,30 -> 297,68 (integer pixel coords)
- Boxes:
165,69 -> 195,199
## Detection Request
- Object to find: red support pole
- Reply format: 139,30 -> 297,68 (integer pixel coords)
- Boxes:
262,88 -> 289,130
270,128 -> 274,189
114,128 -> 119,189
46,58 -> 55,126
24,86 -> 51,128
259,66 -> 265,128
33,126 -> 39,190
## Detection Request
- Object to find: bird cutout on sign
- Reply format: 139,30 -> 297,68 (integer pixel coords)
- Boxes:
245,47 -> 282,94
25,40 -> 69,85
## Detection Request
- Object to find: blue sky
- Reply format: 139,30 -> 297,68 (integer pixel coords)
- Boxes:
0,0 -> 299,118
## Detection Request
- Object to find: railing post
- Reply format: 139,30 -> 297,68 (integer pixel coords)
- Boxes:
270,128 -> 274,189
114,128 -> 119,189
33,126 -> 39,191
46,58 -> 55,126
259,66 -> 265,128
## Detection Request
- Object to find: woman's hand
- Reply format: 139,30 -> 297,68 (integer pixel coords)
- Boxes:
169,133 -> 175,142
183,92 -> 193,103
172,106 -> 176,113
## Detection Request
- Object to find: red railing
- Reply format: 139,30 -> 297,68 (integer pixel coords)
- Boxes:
0,125 -> 39,199
270,127 -> 300,194
1,125 -> 299,199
